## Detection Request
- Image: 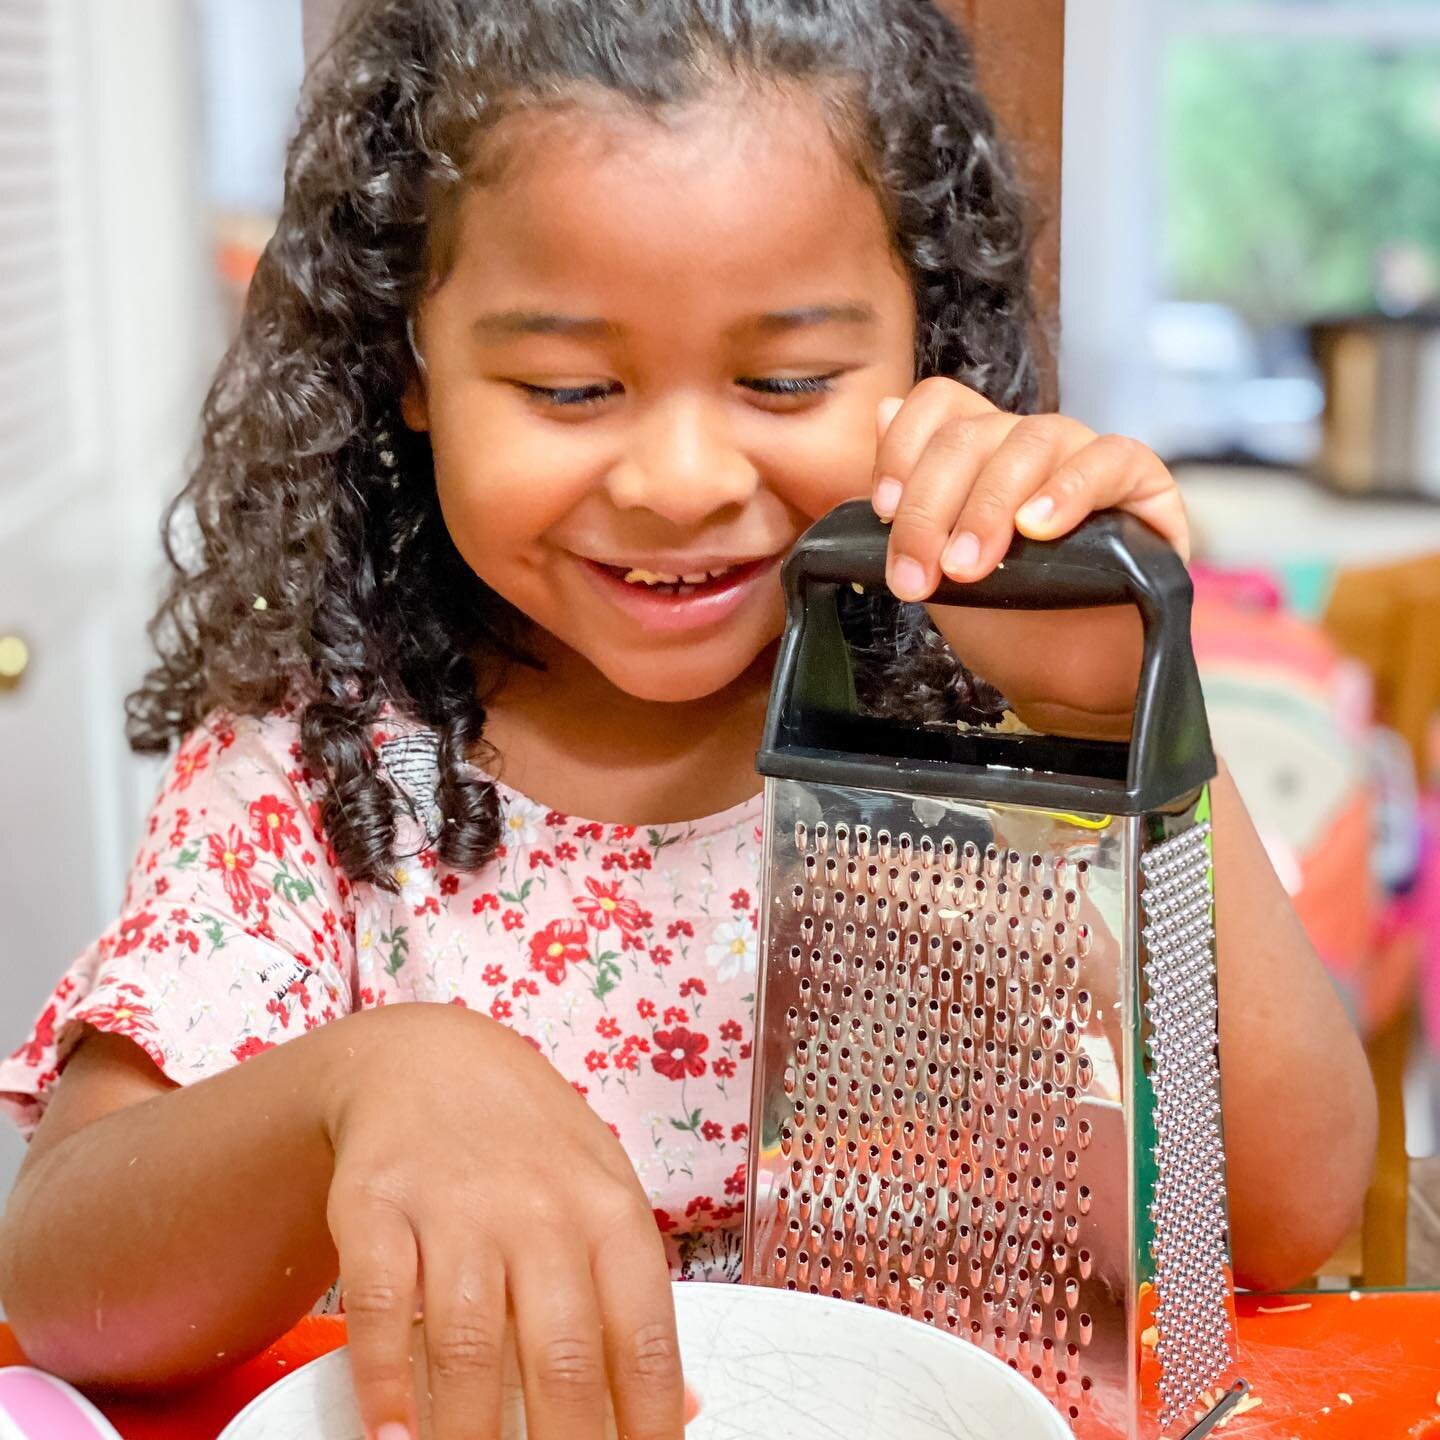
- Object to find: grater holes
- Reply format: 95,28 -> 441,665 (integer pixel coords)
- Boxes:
768,821 -> 1106,1409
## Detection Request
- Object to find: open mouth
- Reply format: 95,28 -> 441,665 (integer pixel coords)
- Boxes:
575,553 -> 781,634
584,558 -> 770,597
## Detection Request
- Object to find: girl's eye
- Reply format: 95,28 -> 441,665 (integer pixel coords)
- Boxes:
515,381 -> 621,408
741,373 -> 842,400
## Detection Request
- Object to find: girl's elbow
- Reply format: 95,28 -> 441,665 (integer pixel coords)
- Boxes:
1231,1084 -> 1378,1292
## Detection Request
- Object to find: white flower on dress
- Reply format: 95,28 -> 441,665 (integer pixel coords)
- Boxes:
389,865 -> 431,907
706,917 -> 756,981
500,794 -> 547,849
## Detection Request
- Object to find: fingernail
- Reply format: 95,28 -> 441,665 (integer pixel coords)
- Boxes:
1017,495 -> 1054,529
889,555 -> 928,601
876,396 -> 904,431
376,1425 -> 412,1440
873,477 -> 902,517
941,531 -> 981,575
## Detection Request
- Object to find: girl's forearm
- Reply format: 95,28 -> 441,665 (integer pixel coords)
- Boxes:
0,1020 -> 359,1388
1209,762 -> 1378,1289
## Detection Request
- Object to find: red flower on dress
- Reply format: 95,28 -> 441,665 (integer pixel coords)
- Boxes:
636,998 -> 657,1020
585,1050 -> 608,1072
678,977 -> 707,998
595,1015 -> 621,1040
249,794 -> 301,859
232,1036 -> 276,1062
490,996 -> 513,1021
651,1026 -> 708,1081
528,919 -> 589,984
718,1019 -> 744,1043
666,920 -> 694,940
206,828 -> 266,918
473,893 -> 499,914
439,873 -> 460,895
501,909 -> 525,932
113,911 -> 159,958
723,1162 -> 747,1197
713,1056 -> 736,1079
169,739 -> 211,793
574,878 -> 645,933
653,1208 -> 677,1233
481,963 -> 507,986
731,1122 -> 748,1142
82,994 -> 158,1040
19,1003 -> 57,1064
554,841 -> 578,863
701,1120 -> 724,1142
729,888 -> 751,910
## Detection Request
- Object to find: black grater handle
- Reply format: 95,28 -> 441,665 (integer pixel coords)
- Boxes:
778,497 -> 1182,610
759,500 -> 1215,815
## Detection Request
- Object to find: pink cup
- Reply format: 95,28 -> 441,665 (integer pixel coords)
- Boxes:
0,1367 -> 120,1440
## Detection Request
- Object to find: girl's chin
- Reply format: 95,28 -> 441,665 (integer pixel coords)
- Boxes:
592,646 -> 775,705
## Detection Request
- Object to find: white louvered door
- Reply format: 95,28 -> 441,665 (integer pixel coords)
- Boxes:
0,0 -> 212,1217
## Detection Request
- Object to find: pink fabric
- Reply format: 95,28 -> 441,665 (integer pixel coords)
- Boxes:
0,707 -> 761,1282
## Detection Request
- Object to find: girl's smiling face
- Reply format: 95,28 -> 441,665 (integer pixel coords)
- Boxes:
404,86 -> 916,703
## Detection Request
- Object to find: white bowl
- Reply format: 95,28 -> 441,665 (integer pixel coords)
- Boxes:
225,1283 -> 1074,1440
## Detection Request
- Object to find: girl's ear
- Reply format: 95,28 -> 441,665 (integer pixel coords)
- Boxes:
400,372 -> 430,432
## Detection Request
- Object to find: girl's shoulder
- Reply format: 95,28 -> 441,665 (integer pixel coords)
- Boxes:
201,699 -> 763,852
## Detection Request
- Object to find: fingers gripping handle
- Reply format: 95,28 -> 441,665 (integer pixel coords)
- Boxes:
783,499 -> 1182,611
760,501 -> 1215,815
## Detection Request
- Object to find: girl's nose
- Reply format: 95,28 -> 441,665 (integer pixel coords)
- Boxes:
604,395 -> 760,525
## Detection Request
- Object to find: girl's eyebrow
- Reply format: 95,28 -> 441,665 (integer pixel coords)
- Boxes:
746,303 -> 880,335
469,302 -> 879,343
471,311 -> 618,341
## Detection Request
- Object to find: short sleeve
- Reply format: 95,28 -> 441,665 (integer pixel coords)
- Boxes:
0,709 -> 356,1139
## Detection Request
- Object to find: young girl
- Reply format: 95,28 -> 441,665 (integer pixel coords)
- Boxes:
0,2 -> 1376,1439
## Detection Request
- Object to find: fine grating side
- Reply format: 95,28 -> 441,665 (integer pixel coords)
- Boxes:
1140,822 -> 1232,1427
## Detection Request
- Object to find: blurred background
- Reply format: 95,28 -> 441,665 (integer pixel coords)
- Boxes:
2,0 -> 1439,1290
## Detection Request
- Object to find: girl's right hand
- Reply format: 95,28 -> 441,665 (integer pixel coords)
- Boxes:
320,1002 -> 684,1440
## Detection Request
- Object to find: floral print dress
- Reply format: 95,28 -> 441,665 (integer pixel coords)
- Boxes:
0,707 -> 763,1283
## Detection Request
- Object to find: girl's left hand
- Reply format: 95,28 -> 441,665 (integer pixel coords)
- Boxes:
871,377 -> 1189,602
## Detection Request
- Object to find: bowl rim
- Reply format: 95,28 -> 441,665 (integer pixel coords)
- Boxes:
226,1282 -> 1076,1440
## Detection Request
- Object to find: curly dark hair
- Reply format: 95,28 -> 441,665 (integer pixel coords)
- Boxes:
126,0 -> 1040,888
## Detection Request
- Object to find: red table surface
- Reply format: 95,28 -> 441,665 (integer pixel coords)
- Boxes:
3,1292 -> 1439,1440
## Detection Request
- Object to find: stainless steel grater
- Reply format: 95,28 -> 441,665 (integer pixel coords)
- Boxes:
744,502 -> 1243,1439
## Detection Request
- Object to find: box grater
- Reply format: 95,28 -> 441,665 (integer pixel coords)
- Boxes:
744,502 -> 1244,1439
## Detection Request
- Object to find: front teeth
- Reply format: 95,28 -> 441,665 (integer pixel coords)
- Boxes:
622,566 -> 733,586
